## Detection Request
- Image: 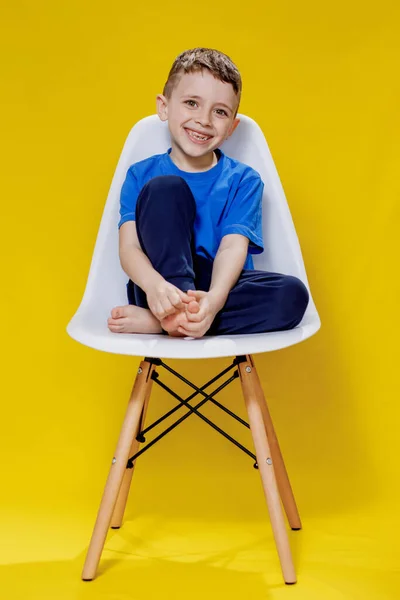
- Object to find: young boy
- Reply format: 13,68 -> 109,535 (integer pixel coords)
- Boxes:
108,48 -> 309,338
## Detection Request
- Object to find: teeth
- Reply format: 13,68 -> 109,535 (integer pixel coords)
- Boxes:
188,129 -> 209,141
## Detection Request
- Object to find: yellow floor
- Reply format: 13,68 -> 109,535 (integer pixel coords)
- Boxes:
2,472 -> 399,600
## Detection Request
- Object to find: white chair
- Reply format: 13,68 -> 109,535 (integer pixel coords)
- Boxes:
67,114 -> 321,584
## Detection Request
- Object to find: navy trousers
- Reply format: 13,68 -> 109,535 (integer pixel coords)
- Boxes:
127,175 -> 309,336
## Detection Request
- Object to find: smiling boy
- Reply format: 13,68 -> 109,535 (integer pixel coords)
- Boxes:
108,48 -> 309,338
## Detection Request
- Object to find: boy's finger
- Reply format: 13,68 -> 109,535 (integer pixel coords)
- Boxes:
187,289 -> 207,300
162,301 -> 177,316
179,320 -> 202,333
176,288 -> 191,302
155,302 -> 167,319
186,311 -> 205,322
170,293 -> 183,308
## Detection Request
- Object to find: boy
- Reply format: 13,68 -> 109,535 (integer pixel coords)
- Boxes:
108,48 -> 309,338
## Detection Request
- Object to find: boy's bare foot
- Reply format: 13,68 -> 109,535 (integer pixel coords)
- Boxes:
108,305 -> 162,334
108,299 -> 201,337
160,299 -> 200,336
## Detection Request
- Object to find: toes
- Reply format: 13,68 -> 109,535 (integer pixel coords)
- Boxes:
160,310 -> 186,332
111,307 -> 122,318
176,311 -> 188,326
179,312 -> 192,325
109,317 -> 123,325
111,305 -> 130,319
187,300 -> 200,314
167,330 -> 186,338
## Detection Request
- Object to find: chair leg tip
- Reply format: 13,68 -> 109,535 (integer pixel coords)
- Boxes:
285,581 -> 297,585
291,527 -> 301,531
111,526 -> 121,529
82,578 -> 93,582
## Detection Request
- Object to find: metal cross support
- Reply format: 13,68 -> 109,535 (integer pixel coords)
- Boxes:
126,355 -> 259,469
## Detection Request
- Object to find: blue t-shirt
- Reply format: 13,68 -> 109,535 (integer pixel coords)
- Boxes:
119,148 -> 264,270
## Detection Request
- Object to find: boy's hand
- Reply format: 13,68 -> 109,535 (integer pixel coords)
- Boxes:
177,290 -> 221,338
146,279 -> 191,321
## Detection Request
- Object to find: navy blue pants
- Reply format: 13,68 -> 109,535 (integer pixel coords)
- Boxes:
127,175 -> 309,336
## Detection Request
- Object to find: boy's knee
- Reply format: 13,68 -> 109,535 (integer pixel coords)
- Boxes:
136,175 -> 196,227
142,175 -> 192,197
282,275 -> 309,326
137,176 -> 195,214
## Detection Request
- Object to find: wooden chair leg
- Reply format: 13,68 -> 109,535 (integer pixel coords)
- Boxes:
110,364 -> 155,529
81,360 -> 153,581
238,355 -> 296,585
250,356 -> 302,531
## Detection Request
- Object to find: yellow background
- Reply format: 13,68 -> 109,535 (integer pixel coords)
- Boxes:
1,1 -> 399,598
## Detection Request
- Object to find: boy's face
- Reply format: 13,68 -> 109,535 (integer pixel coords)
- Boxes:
156,70 -> 240,161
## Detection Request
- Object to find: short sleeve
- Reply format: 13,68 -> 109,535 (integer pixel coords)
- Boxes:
220,175 -> 264,254
118,167 -> 140,228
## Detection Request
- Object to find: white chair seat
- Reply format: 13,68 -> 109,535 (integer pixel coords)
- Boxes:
67,310 -> 319,359
67,114 -> 320,356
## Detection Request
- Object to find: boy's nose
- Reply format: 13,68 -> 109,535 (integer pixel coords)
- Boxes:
195,112 -> 212,127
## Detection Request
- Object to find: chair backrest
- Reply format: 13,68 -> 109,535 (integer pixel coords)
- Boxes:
78,115 -> 317,319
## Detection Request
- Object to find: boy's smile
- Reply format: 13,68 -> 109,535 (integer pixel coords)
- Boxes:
156,70 -> 240,172
184,128 -> 212,143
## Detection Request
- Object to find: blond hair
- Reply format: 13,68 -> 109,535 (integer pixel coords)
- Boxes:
163,47 -> 242,110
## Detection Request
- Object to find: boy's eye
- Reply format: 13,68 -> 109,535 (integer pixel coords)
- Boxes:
185,100 -> 198,107
215,109 -> 228,116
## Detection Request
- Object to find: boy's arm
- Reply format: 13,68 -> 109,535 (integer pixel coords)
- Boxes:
119,221 -> 190,319
207,172 -> 264,310
207,234 -> 249,312
119,221 -> 163,292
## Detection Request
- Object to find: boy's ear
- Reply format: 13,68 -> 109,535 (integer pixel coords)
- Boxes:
156,94 -> 168,121
227,117 -> 240,138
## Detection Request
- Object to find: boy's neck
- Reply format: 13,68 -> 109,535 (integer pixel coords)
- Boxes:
169,145 -> 218,173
